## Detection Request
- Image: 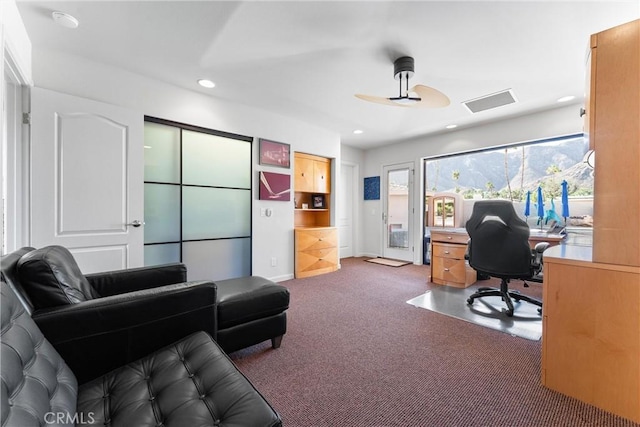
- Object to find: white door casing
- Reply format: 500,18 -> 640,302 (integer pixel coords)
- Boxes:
30,87 -> 143,273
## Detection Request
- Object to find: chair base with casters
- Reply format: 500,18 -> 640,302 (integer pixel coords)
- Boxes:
466,277 -> 542,317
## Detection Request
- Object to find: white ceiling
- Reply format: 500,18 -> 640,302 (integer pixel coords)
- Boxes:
16,1 -> 640,149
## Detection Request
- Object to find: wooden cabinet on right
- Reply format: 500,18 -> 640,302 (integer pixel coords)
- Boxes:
542,246 -> 640,423
541,19 -> 640,424
590,19 -> 639,267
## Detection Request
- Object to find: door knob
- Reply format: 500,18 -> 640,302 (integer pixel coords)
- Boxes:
127,220 -> 144,228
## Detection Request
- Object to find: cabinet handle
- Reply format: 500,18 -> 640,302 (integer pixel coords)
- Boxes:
301,173 -> 305,177
579,107 -> 586,117
319,238 -> 324,241
444,268 -> 450,272
447,236 -> 452,240
444,251 -> 450,254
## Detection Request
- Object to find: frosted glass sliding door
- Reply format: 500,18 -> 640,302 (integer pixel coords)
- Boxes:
143,117 -> 252,280
182,130 -> 251,188
182,187 -> 250,240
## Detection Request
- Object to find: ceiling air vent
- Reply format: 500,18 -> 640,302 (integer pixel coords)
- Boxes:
462,89 -> 517,114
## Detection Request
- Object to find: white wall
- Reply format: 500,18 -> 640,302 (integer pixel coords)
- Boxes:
29,48 -> 340,281
361,104 -> 584,262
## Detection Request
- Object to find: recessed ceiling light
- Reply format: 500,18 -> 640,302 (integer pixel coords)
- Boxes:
353,129 -> 363,135
557,95 -> 575,103
198,79 -> 215,89
445,124 -> 458,129
52,11 -> 79,29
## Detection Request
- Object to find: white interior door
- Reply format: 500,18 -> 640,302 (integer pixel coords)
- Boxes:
338,162 -> 355,258
30,87 -> 143,273
382,162 -> 414,262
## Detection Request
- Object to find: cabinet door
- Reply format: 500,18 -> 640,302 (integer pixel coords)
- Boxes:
314,159 -> 331,194
294,156 -> 314,192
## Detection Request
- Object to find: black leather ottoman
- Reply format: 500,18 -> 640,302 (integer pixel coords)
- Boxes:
215,276 -> 290,353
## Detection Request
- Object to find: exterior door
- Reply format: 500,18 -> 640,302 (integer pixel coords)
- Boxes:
30,87 -> 144,273
382,162 -> 414,262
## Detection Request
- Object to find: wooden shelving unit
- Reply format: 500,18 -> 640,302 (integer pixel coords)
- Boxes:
293,152 -> 337,278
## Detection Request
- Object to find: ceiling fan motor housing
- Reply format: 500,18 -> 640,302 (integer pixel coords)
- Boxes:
394,56 -> 415,80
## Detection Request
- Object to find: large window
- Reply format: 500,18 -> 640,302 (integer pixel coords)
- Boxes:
424,133 -> 593,227
143,117 -> 252,281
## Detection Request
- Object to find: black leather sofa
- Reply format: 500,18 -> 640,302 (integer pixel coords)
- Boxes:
2,246 -> 290,383
0,279 -> 282,426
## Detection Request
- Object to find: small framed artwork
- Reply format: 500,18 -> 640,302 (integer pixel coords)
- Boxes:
259,138 -> 290,168
311,194 -> 326,209
364,176 -> 380,200
259,171 -> 291,201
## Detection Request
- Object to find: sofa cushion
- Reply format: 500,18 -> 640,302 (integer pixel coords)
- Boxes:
0,247 -> 36,313
216,276 -> 290,329
77,331 -> 282,427
1,281 -> 78,427
16,246 -> 99,309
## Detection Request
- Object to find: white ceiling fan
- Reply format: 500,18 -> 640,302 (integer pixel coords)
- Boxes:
355,56 -> 450,108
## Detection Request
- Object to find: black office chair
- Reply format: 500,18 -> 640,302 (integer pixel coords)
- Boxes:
465,200 -> 548,317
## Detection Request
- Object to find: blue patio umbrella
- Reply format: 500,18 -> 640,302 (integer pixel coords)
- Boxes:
537,186 -> 545,227
524,190 -> 531,218
561,180 -> 570,223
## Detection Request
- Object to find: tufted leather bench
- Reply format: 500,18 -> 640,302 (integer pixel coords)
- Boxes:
0,281 -> 282,427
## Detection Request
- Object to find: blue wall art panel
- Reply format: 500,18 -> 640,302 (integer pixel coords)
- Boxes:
364,176 -> 380,200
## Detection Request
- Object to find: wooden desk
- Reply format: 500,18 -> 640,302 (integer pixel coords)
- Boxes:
429,228 -> 566,288
528,230 -> 565,248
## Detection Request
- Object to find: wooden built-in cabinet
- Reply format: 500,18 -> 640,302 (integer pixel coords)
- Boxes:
294,227 -> 338,278
294,152 -> 337,278
430,228 -> 476,288
589,19 -> 640,267
542,19 -> 640,424
542,246 -> 640,423
294,152 -> 331,194
294,153 -> 331,228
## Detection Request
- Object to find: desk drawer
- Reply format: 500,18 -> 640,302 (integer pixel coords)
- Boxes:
295,228 -> 337,251
432,256 -> 467,283
296,247 -> 338,276
432,243 -> 466,259
430,231 -> 469,245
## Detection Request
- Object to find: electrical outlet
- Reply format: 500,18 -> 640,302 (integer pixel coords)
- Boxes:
271,257 -> 277,267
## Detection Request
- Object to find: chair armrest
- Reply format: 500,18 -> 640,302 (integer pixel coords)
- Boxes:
33,280 -> 217,384
85,263 -> 187,297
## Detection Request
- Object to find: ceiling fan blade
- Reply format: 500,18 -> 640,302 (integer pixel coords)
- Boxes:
409,85 -> 451,108
355,93 -> 408,107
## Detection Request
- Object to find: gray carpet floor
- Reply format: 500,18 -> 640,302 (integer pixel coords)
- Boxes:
231,257 -> 639,427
